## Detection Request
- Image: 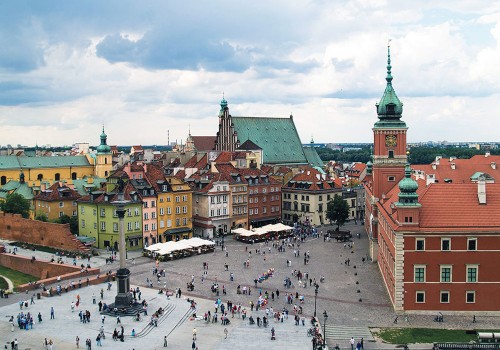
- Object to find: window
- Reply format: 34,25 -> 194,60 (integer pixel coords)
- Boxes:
144,224 -> 149,231
59,212 -> 64,218
175,218 -> 180,226
255,208 -> 258,214
58,202 -> 63,208
249,209 -> 253,215
159,197 -> 164,203
81,219 -> 85,228
144,213 -> 149,220
167,219 -> 172,228
388,150 -> 394,158
467,238 -> 477,251
101,222 -> 106,231
414,266 -> 426,282
144,202 -> 148,208
182,218 -> 187,225
159,220 -> 165,228
152,212 -> 156,219
183,206 -> 187,214
55,173 -> 60,181
100,208 -> 105,217
72,210 -> 76,216
441,238 -> 451,251
113,223 -> 118,232
127,222 -> 132,231
127,209 -> 132,217
135,222 -> 140,229
388,176 -> 395,181
160,208 -> 164,215
134,208 -> 140,216
80,206 -> 85,214
167,208 -> 171,215
72,201 -> 77,207
211,197 -> 215,204
182,195 -> 187,202
176,207 -> 181,214
416,238 -> 425,251
466,291 -> 475,303
94,223 -> 97,229
175,196 -> 180,203
467,266 -> 478,282
440,291 -> 450,303
440,266 -> 452,282
404,216 -> 413,223
152,223 -> 156,230
416,291 -> 425,303
113,210 -> 118,218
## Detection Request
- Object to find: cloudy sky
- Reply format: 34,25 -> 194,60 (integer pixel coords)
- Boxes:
1,1 -> 499,147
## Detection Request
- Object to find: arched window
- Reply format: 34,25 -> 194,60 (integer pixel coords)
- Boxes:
55,173 -> 60,181
37,174 -> 43,181
0,176 -> 6,185
71,172 -> 77,180
104,157 -> 108,164
105,171 -> 108,177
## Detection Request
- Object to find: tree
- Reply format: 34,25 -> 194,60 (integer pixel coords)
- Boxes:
326,194 -> 350,230
35,212 -> 48,222
53,214 -> 79,235
0,193 -> 30,218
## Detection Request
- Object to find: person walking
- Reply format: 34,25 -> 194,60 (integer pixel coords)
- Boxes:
224,328 -> 228,339
350,337 -> 355,350
76,336 -> 80,349
163,336 -> 168,347
50,307 -> 55,319
192,327 -> 197,340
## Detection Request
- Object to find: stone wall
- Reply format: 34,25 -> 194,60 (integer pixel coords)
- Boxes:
0,211 -> 89,252
0,253 -> 101,292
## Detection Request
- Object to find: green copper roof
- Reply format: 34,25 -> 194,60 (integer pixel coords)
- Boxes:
366,160 -> 372,175
97,126 -> 111,153
374,44 -> 406,129
0,155 -> 91,170
231,116 -> 308,164
0,181 -> 34,200
72,177 -> 107,195
396,164 -> 419,206
303,147 -> 324,168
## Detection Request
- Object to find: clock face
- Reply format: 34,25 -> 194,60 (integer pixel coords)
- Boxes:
385,134 -> 397,147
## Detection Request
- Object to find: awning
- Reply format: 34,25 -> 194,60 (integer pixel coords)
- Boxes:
127,234 -> 143,240
163,227 -> 192,235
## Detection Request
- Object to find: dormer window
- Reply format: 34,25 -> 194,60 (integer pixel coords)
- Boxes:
386,104 -> 395,114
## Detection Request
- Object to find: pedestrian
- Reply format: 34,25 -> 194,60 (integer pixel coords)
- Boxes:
164,336 -> 168,347
350,337 -> 355,350
100,289 -> 104,299
224,327 -> 228,339
76,336 -> 80,349
361,337 -> 364,349
192,327 -> 197,340
92,293 -> 96,304
192,341 -> 196,350
50,306 -> 55,319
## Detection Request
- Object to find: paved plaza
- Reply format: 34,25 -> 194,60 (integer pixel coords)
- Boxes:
1,222 -> 499,349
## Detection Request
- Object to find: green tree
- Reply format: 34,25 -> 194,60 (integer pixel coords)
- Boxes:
53,214 -> 79,235
35,212 -> 48,222
0,193 -> 30,218
326,194 -> 350,230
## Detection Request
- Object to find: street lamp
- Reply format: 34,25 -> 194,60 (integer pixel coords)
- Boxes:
322,310 -> 328,349
314,283 -> 319,318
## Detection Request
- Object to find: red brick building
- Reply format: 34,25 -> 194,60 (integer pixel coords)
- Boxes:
364,46 -> 500,314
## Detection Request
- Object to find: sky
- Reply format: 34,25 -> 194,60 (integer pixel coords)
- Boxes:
1,1 -> 500,147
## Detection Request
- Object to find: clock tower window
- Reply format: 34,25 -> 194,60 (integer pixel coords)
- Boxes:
388,150 -> 394,158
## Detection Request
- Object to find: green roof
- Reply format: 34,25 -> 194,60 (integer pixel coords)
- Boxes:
231,116 -> 307,164
0,156 -> 91,170
0,181 -> 34,200
303,147 -> 324,168
72,177 -> 107,195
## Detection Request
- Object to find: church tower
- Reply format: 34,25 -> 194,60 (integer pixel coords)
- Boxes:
95,126 -> 112,178
214,96 -> 240,152
372,43 -> 408,200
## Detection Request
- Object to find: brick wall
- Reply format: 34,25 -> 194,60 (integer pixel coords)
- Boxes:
0,211 -> 89,252
0,253 -> 101,292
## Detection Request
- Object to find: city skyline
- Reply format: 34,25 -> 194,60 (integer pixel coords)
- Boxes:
1,1 -> 500,146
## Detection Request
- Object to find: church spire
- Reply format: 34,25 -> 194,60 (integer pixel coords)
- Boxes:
97,126 -> 111,153
375,40 -> 405,128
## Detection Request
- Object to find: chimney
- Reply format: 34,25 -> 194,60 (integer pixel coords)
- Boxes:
451,163 -> 456,170
485,151 -> 491,157
478,176 -> 486,204
432,163 -> 437,170
491,162 -> 497,170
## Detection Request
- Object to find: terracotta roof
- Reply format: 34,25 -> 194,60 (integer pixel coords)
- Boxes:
34,182 -> 82,202
413,155 -> 500,184
286,167 -> 336,191
191,136 -> 216,151
184,154 -> 199,168
214,152 -> 233,163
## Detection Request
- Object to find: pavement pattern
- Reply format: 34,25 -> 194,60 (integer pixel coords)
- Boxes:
1,221 -> 499,349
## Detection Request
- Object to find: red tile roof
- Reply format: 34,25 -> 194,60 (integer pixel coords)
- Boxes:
191,136 -> 216,151
34,182 -> 81,201
413,155 -> 500,183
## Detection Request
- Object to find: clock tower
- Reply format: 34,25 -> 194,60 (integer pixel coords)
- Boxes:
372,44 -> 408,200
